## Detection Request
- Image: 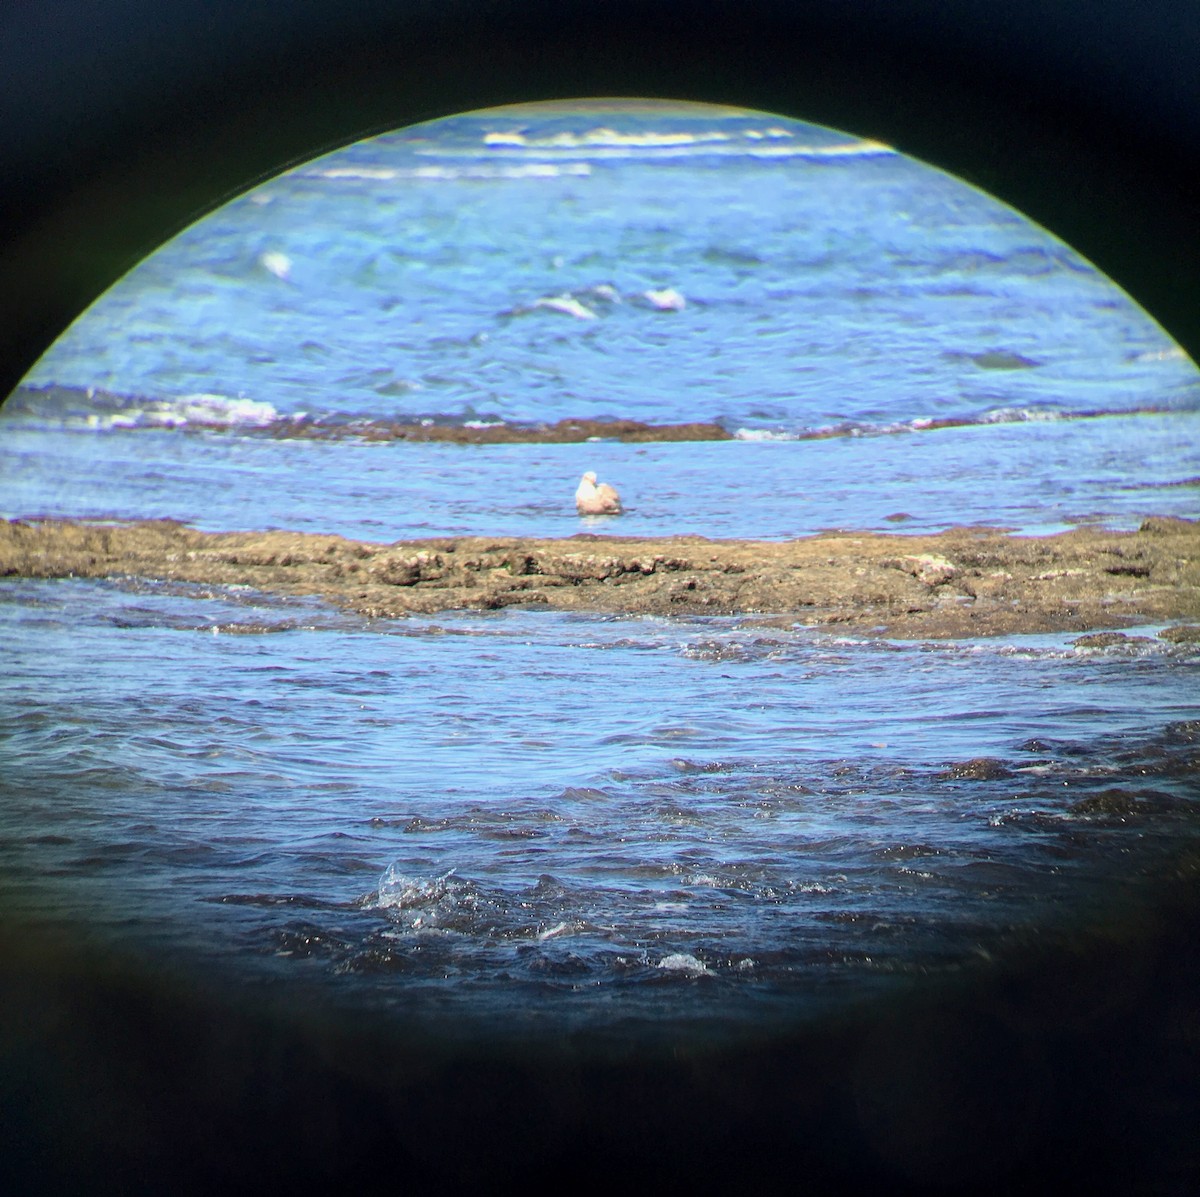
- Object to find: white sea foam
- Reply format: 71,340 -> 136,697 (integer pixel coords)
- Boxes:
657,953 -> 712,976
477,142 -> 894,163
485,126 -> 735,149
376,865 -> 458,912
536,920 -> 580,941
531,295 -> 598,320
979,406 -> 1062,424
734,404 -> 1072,443
77,392 -> 280,431
476,126 -> 893,160
640,287 -> 686,312
258,251 -> 292,281
733,428 -> 798,441
481,131 -> 526,147
1132,345 -> 1190,364
175,394 -> 279,426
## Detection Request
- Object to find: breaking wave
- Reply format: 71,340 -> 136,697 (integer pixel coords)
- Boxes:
3,385 -> 283,432
464,125 -> 894,161
4,384 -> 1179,447
730,404 -> 1176,442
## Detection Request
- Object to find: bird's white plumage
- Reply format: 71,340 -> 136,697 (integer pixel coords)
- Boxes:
575,471 -> 622,515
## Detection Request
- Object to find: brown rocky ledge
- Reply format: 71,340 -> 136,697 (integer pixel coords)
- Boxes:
1,516 -> 1198,638
278,416 -> 733,444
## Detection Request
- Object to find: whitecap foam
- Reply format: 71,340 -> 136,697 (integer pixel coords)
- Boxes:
640,287 -> 686,312
482,131 -> 527,147
742,139 -> 894,158
530,295 -> 598,320
657,953 -> 712,976
258,251 -> 292,281
476,125 -> 892,161
1132,345 -> 1191,364
734,405 -> 1076,443
979,406 -> 1063,425
168,394 -> 279,427
486,126 -> 734,150
733,428 -> 798,441
67,392 -> 280,432
535,920 -> 580,942
375,865 -> 458,912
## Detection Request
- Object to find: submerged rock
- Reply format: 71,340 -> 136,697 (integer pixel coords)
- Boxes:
969,350 -> 1041,370
1140,515 -> 1197,535
1071,632 -> 1156,649
1159,624 -> 1200,643
1071,789 -> 1144,817
1163,720 -> 1200,742
944,349 -> 1041,370
938,758 -> 1014,781
1017,738 -> 1056,754
1070,787 -> 1184,819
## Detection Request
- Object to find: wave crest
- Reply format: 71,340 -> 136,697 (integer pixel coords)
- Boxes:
418,124 -> 895,163
5,385 -> 281,432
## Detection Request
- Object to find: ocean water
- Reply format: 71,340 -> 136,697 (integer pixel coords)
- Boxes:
1,99 -> 1198,1040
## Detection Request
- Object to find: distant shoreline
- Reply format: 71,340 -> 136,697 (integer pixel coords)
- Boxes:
3,516 -> 1197,639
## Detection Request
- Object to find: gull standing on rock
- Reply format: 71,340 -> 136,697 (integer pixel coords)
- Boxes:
575,471 -> 622,515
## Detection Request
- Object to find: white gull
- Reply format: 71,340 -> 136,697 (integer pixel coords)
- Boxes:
575,470 -> 622,515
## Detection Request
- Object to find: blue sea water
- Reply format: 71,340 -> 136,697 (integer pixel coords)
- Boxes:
0,100 -> 1197,1037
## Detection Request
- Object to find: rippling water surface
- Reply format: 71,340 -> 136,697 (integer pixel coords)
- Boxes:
1,100 -> 1198,1037
1,577 -> 1196,1033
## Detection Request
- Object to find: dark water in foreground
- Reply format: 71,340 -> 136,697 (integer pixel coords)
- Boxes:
1,575 -> 1196,1038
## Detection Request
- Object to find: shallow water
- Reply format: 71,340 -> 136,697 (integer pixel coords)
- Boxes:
1,100 -> 1198,1039
1,407 -> 1196,541
0,575 -> 1196,1035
